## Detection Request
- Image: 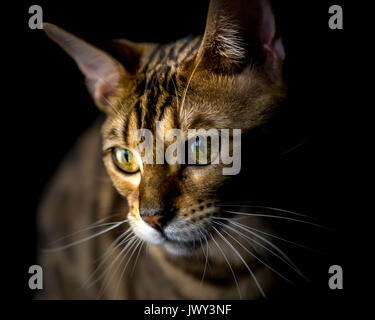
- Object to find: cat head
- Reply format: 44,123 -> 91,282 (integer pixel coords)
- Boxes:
44,0 -> 286,255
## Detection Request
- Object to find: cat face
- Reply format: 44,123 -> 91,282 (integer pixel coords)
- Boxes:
44,0 -> 286,256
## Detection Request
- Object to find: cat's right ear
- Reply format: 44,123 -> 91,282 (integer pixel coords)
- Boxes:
196,0 -> 284,76
43,23 -> 129,114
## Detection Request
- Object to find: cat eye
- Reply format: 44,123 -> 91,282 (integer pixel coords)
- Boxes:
187,137 -> 218,165
112,148 -> 140,173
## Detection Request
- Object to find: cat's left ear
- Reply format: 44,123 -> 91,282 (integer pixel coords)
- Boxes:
43,23 -> 128,114
197,0 -> 284,75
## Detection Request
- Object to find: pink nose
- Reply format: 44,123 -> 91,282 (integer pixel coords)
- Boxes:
141,215 -> 163,228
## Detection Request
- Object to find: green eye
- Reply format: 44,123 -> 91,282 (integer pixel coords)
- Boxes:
112,148 -> 140,173
188,138 -> 214,165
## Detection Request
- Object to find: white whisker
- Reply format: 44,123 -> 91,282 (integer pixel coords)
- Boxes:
199,231 -> 209,286
210,233 -> 242,299
90,235 -> 137,291
83,228 -> 133,288
130,240 -> 145,276
115,238 -> 143,298
212,226 -> 266,298
214,221 -> 294,285
45,213 -> 126,246
222,220 -> 308,281
213,216 -> 321,253
217,204 -> 314,219
43,220 -> 128,252
96,236 -> 138,299
222,210 -> 328,229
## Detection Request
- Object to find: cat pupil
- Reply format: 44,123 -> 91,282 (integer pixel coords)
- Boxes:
189,138 -> 212,164
193,139 -> 202,153
123,150 -> 130,162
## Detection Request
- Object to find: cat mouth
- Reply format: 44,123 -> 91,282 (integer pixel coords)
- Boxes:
162,225 -> 204,247
163,235 -> 197,246
130,217 -> 205,255
162,236 -> 199,255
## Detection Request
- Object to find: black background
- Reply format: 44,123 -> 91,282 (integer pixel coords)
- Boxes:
11,0 -> 359,312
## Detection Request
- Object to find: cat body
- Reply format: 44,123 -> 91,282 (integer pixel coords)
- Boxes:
38,121 -> 275,299
38,0 -> 288,299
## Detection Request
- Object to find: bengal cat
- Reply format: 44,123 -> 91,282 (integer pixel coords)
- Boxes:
36,0 -> 304,299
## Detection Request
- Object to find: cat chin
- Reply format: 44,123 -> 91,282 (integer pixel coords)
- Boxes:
163,241 -> 195,256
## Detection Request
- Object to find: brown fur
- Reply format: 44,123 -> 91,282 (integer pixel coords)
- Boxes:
37,0 -> 288,299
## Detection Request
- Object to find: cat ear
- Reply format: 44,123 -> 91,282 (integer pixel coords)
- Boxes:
197,0 -> 284,74
43,23 -> 127,113
108,39 -> 158,74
